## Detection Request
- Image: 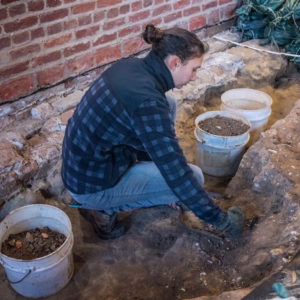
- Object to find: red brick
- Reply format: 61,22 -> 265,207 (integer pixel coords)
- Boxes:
144,0 -> 153,7
132,1 -> 142,11
142,17 -> 162,28
97,0 -> 122,8
119,25 -> 141,37
0,61 -> 29,79
40,9 -> 68,23
32,51 -> 61,67
155,0 -> 163,4
66,53 -> 94,75
183,6 -> 201,16
0,8 -> 7,20
64,19 -> 77,30
120,4 -> 130,14
28,0 -> 44,11
64,0 -> 76,3
64,42 -> 90,57
152,4 -> 171,16
129,10 -> 150,22
0,37 -> 11,50
95,45 -> 121,65
174,0 -> 190,10
207,8 -> 220,24
94,11 -> 105,22
31,28 -> 45,40
45,33 -> 72,48
76,25 -> 99,39
164,11 -> 182,23
4,16 -> 38,33
37,65 -> 64,86
219,0 -> 232,4
220,3 -> 237,19
0,75 -> 35,102
93,32 -> 117,46
47,22 -> 63,35
103,17 -> 125,30
10,44 -> 40,60
189,15 -> 206,30
9,3 -> 25,17
107,7 -> 119,18
78,15 -> 92,26
202,1 -> 217,11
121,37 -> 146,57
47,0 -> 62,7
1,0 -> 19,4
72,2 -> 95,14
12,31 -> 29,44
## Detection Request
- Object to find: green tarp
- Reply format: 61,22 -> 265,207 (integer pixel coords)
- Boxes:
235,0 -> 300,69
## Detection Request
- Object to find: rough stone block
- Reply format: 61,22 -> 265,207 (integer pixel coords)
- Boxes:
0,140 -> 23,173
31,102 -> 53,120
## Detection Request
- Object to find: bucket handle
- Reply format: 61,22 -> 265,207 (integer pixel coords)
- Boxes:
7,269 -> 32,284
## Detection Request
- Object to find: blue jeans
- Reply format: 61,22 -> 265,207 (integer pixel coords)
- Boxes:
69,95 -> 204,214
70,162 -> 204,214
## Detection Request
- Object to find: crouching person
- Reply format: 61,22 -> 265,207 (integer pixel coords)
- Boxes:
61,24 -> 244,240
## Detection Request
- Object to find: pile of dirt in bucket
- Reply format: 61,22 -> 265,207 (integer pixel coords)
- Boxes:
1,227 -> 66,260
198,115 -> 250,136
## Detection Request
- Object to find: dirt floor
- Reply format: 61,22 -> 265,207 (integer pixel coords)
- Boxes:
1,69 -> 300,300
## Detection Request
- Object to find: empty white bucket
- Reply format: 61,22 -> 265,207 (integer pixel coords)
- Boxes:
221,88 -> 272,144
0,204 -> 74,298
195,111 -> 251,177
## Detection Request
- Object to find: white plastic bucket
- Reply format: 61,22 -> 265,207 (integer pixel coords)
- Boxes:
0,204 -> 74,298
221,88 -> 272,144
194,111 -> 251,177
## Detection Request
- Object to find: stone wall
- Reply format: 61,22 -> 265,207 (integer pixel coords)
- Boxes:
0,0 -> 240,103
222,98 -> 300,283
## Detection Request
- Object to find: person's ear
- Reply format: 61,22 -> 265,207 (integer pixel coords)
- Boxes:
165,55 -> 181,71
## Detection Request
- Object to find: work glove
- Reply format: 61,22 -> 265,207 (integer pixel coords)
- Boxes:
215,206 -> 245,238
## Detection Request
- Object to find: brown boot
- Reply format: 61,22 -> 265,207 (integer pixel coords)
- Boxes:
79,209 -> 126,240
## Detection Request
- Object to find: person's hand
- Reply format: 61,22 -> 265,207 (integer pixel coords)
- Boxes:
215,206 -> 245,238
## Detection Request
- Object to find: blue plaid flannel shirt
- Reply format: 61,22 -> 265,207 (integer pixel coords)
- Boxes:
62,53 -> 223,224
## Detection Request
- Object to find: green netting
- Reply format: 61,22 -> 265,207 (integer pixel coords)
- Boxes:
235,0 -> 300,70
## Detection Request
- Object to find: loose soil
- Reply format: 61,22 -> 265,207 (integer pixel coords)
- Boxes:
198,115 -> 250,136
1,227 -> 66,260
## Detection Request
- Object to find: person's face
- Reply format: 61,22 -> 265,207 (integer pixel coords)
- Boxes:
167,55 -> 204,88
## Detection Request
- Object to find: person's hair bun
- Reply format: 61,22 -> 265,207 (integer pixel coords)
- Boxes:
142,24 -> 164,45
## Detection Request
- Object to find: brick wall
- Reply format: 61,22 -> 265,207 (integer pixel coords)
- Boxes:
0,0 -> 239,103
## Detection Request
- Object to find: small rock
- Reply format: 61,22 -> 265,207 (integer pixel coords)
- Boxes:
41,232 -> 49,239
25,232 -> 33,242
8,239 -> 15,247
15,240 -> 22,248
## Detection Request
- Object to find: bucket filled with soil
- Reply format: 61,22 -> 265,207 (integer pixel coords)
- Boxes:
194,111 -> 251,177
0,204 -> 74,298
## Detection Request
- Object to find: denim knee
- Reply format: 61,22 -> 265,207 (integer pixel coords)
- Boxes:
188,163 -> 205,186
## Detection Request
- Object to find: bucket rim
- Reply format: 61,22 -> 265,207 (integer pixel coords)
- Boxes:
221,88 -> 273,113
195,110 -> 251,138
0,204 -> 73,263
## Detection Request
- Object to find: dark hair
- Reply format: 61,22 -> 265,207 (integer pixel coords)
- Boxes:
142,24 -> 208,62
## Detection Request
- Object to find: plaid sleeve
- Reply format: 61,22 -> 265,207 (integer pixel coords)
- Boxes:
131,98 -> 224,224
